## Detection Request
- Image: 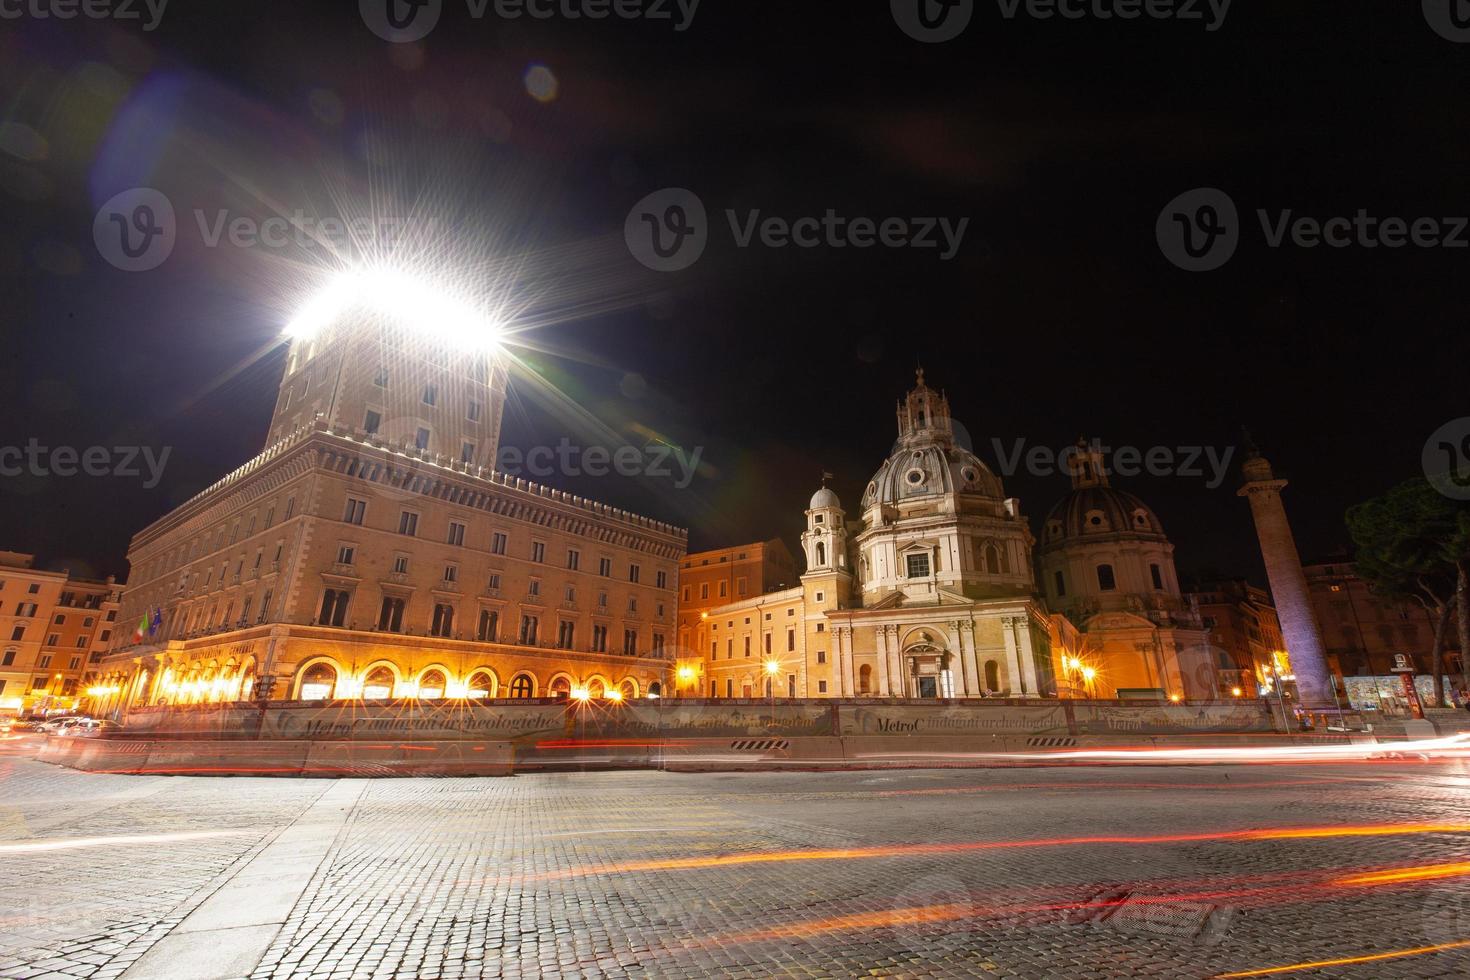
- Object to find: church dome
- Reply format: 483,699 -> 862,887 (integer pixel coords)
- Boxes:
809,486 -> 841,510
1043,484 -> 1165,543
863,444 -> 1003,509
1040,439 -> 1167,545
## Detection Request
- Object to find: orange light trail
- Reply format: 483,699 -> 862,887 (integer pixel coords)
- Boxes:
1215,939 -> 1470,977
523,821 -> 1470,881
1334,861 -> 1470,887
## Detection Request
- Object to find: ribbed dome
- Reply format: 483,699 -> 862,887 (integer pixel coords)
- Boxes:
1042,485 -> 1165,544
862,444 -> 1004,509
809,487 -> 841,510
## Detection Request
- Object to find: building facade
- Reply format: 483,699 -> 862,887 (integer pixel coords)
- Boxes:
95,292 -> 686,713
1187,579 -> 1290,698
1036,443 -> 1213,699
0,551 -> 121,716
1304,559 -> 1463,679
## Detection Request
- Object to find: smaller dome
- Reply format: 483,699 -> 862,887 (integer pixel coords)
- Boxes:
809,487 -> 841,510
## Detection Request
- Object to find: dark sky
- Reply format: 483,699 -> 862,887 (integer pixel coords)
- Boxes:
1,1 -> 1467,584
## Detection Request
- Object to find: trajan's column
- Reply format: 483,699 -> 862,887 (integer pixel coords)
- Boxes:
1237,437 -> 1334,707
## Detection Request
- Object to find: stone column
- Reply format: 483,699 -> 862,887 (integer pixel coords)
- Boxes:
1001,617 -> 1027,696
886,625 -> 906,697
1239,449 -> 1334,707
837,627 -> 854,697
952,620 -> 976,695
876,625 -> 891,696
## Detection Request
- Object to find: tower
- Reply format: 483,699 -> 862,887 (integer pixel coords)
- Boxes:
801,483 -> 852,583
1237,436 -> 1334,707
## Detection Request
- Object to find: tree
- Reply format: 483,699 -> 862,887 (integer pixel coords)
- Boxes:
1346,479 -> 1463,706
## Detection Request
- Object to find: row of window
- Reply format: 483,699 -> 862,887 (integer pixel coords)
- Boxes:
1052,562 -> 1166,597
345,497 -> 669,586
0,649 -> 85,670
711,628 -> 799,659
323,589 -> 663,655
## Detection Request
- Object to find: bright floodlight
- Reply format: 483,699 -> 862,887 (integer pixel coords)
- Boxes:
284,266 -> 502,352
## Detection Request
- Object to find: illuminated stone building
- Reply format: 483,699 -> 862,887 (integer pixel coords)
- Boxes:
692,372 -> 1060,699
95,283 -> 686,712
0,551 -> 121,715
1036,442 -> 1214,699
1186,579 -> 1289,697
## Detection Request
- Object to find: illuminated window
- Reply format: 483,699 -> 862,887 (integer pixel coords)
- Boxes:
906,553 -> 930,578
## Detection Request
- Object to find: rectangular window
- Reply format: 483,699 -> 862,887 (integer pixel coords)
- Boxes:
1150,563 -> 1164,590
744,636 -> 751,657
681,586 -> 690,602
467,399 -> 482,422
398,512 -> 418,536
593,625 -> 608,652
443,565 -> 458,583
623,629 -> 638,656
628,597 -> 637,614
520,615 -> 539,645
363,410 -> 381,435
488,573 -> 501,591
393,555 -> 410,574
461,442 -> 475,463
343,498 -> 366,525
700,583 -> 709,600
557,620 -> 575,649
46,634 -> 59,646
528,579 -> 540,596
336,545 -> 355,565
787,629 -> 796,652
599,557 -> 612,577
531,542 -> 545,563
818,680 -> 828,693
491,532 -> 507,555
0,651 -> 12,666
629,564 -> 641,584
737,576 -> 748,595
567,549 -> 580,571
414,428 -> 430,450
285,497 -> 295,520
423,383 -> 438,406
817,650 -> 827,664
726,679 -> 734,698
656,570 -> 667,589
447,522 -> 466,546
1054,570 -> 1066,598
374,366 -> 388,387
718,581 -> 727,597
477,609 -> 499,642
764,633 -> 771,654
906,553 -> 931,578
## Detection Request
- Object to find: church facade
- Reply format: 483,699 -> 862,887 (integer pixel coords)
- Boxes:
689,373 -> 1216,700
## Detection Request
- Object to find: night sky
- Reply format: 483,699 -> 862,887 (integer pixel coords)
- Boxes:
2,1 -> 1467,585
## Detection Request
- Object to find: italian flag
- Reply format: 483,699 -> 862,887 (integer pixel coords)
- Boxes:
131,612 -> 149,644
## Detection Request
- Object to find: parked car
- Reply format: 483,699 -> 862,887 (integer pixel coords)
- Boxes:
39,717 -> 88,735
66,719 -> 120,737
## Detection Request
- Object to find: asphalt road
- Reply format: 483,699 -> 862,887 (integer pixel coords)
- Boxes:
2,735 -> 1468,979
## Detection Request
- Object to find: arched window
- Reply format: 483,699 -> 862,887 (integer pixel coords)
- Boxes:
378,597 -> 405,632
299,662 -> 337,701
587,678 -> 606,698
318,589 -> 350,627
985,660 -> 1001,693
816,542 -> 827,566
549,676 -> 571,698
984,543 -> 1002,575
430,604 -> 454,638
647,681 -> 662,697
509,674 -> 534,698
466,671 -> 494,698
1096,564 -> 1117,591
477,609 -> 499,642
418,669 -> 447,699
619,680 -> 636,700
858,664 -> 873,694
362,666 -> 395,700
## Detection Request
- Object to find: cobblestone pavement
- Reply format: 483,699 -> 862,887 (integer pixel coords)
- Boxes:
3,738 -> 1470,979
